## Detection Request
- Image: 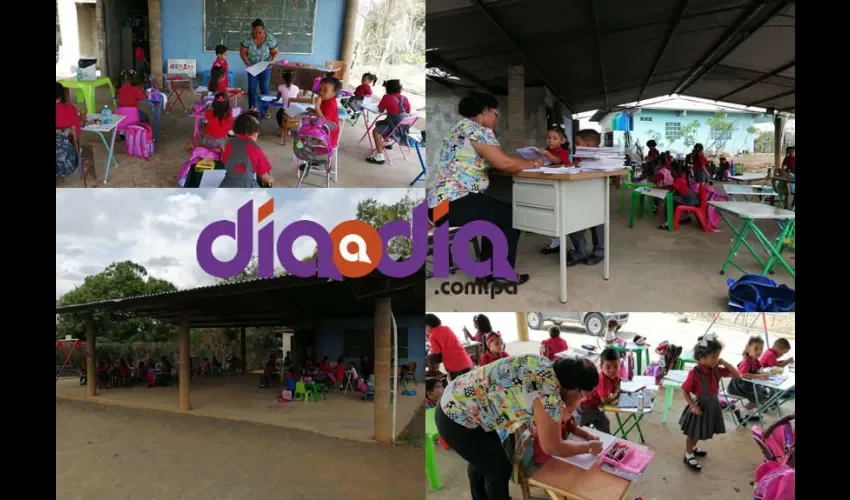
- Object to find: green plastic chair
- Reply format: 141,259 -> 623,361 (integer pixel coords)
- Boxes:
425,407 -> 441,490
312,382 -> 328,401
620,181 -> 652,211
294,380 -> 314,402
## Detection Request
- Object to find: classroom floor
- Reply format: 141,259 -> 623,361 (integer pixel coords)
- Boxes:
56,374 -> 424,443
55,86 -> 425,188
425,182 -> 795,311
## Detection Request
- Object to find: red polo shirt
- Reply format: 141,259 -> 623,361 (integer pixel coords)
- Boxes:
782,156 -> 795,174
672,176 -> 691,196
581,372 -> 620,411
759,348 -> 781,368
693,152 -> 709,174
541,337 -> 569,361
319,97 -> 340,148
681,365 -> 731,397
56,101 -> 82,139
204,108 -> 234,138
546,147 -> 571,166
479,350 -> 509,367
354,84 -> 372,97
428,325 -> 472,373
222,135 -> 273,175
737,355 -> 762,375
378,92 -> 411,115
117,82 -> 146,108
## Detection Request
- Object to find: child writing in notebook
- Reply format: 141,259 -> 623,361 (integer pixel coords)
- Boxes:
576,347 -> 621,433
478,333 -> 509,366
540,325 -> 568,361
726,336 -> 773,423
759,338 -> 794,368
679,333 -> 741,471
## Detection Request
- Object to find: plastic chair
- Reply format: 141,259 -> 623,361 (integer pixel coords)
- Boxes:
294,380 -> 314,402
673,184 -> 710,232
201,70 -> 235,88
379,116 -> 420,166
312,382 -> 328,400
402,361 -> 417,385
425,408 -> 442,490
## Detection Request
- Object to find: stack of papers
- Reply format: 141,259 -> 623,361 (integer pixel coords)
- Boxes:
515,147 -> 552,165
525,166 -> 582,174
575,146 -> 626,171
553,427 -> 618,470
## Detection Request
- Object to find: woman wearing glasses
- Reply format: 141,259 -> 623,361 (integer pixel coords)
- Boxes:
427,92 -> 542,286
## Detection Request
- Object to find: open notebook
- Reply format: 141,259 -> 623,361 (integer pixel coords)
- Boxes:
552,427 -> 618,470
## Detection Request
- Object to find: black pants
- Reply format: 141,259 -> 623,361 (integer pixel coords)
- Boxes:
568,225 -> 604,259
436,405 -> 512,500
447,367 -> 471,381
447,193 -> 519,270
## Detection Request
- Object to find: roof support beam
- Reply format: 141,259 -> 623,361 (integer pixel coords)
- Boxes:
426,50 -> 506,95
469,0 -> 574,110
639,0 -> 689,101
717,60 -> 795,101
588,0 -> 608,108
749,89 -> 795,107
671,0 -> 792,96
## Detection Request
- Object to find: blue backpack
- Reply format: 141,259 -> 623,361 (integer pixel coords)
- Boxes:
727,274 -> 795,312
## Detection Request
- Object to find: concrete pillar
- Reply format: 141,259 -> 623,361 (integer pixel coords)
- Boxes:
147,0 -> 164,86
507,65 -> 525,151
86,317 -> 97,398
240,327 -> 247,374
374,298 -> 392,443
339,0 -> 360,83
516,313 -> 529,342
57,0 -> 80,74
773,114 -> 785,172
178,315 -> 191,412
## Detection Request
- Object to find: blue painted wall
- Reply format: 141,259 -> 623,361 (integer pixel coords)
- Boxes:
600,109 -> 759,156
315,315 -> 425,379
160,0 -> 346,87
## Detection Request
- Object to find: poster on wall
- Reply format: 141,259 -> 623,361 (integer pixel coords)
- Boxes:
167,59 -> 197,78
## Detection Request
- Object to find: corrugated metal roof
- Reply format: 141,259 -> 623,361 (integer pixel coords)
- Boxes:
427,0 -> 794,113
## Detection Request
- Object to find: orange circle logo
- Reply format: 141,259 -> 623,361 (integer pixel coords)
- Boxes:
330,220 -> 383,278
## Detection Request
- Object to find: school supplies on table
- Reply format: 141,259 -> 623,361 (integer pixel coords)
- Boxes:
619,381 -> 646,394
552,427 -> 617,470
600,440 -> 655,481
615,393 -> 639,408
195,158 -> 217,171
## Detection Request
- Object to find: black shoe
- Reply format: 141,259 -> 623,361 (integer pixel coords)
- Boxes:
658,223 -> 669,230
485,274 -> 529,286
692,448 -> 708,457
566,255 -> 585,267
684,456 -> 702,471
385,144 -> 393,150
584,255 -> 603,266
365,156 -> 386,165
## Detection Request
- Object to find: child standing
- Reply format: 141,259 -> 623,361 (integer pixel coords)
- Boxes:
200,92 -> 233,150
334,357 -> 346,386
576,347 -> 621,433
727,336 -> 773,422
540,325 -> 569,361
679,333 -> 741,471
478,333 -> 509,366
212,45 -> 229,81
219,113 -> 275,187
691,143 -> 710,184
365,79 -> 412,165
645,140 -> 659,163
781,147 -> 795,175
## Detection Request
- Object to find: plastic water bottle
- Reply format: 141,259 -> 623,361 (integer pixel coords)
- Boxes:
101,106 -> 112,125
637,392 -> 645,411
76,67 -> 83,81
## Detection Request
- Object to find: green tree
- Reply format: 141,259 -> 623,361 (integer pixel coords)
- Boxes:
356,195 -> 418,258
56,261 -> 178,342
706,113 -> 735,154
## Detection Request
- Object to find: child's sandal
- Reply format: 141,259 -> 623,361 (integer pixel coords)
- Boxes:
692,448 -> 708,457
684,456 -> 702,471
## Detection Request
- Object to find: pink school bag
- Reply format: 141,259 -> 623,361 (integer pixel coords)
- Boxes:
312,76 -> 322,94
125,123 -> 155,160
754,461 -> 794,500
294,116 -> 334,161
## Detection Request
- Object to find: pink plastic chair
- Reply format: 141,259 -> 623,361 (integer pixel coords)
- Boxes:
379,115 -> 419,166
114,107 -> 140,135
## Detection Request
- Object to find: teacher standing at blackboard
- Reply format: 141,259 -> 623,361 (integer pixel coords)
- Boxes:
240,19 -> 280,112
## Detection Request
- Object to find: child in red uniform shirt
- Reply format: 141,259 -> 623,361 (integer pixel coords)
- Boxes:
200,92 -> 233,150
117,71 -> 148,121
219,113 -> 275,188
334,357 -> 346,385
212,45 -> 229,82
425,313 -> 473,381
645,139 -> 659,163
576,348 -> 621,433
312,76 -> 341,149
691,143 -> 710,183
781,147 -> 795,175
539,125 -> 574,167
726,336 -> 774,422
759,338 -> 793,368
365,79 -> 412,165
533,399 -> 600,466
208,65 -> 227,93
478,333 -> 509,366
540,325 -> 569,361
659,162 -> 700,230
679,333 -> 741,471
354,72 -> 376,98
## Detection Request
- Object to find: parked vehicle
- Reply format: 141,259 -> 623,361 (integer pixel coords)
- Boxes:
526,312 -> 630,337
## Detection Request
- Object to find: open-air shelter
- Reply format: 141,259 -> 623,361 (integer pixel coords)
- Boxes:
55,272 -> 424,443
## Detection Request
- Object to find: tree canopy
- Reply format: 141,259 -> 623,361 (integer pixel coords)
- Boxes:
356,195 -> 417,257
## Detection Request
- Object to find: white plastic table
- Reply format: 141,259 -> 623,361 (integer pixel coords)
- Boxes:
82,114 -> 125,184
729,173 -> 767,184
735,369 -> 795,428
709,201 -> 796,278
724,184 -> 777,203
358,100 -> 384,150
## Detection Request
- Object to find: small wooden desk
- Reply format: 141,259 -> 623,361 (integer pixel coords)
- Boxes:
516,458 -> 632,500
491,169 -> 626,303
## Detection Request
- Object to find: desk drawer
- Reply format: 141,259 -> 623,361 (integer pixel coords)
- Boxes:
513,204 -> 557,235
513,179 -> 557,209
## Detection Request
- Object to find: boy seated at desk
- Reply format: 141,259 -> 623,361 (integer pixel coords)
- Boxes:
576,348 -> 621,433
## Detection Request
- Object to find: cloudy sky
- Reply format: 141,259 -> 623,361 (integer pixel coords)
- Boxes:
56,188 -> 423,299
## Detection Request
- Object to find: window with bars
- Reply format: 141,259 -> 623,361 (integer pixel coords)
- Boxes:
640,116 -> 653,122
665,122 -> 682,140
710,127 -> 733,141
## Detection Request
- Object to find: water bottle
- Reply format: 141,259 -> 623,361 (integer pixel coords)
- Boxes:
637,392 -> 645,411
76,67 -> 83,81
101,105 -> 112,125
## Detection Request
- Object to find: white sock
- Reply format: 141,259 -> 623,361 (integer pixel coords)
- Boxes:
373,153 -> 385,161
685,453 -> 694,460
550,237 -> 561,248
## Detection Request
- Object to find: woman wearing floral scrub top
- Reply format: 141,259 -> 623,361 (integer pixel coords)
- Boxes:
435,354 -> 601,500
239,19 -> 280,110
427,92 -> 544,286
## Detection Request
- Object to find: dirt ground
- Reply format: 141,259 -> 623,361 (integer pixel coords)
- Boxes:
56,398 -> 424,500
55,87 -> 424,188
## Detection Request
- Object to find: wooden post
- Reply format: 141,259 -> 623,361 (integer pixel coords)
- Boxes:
147,0 -> 164,86
516,313 -> 529,342
240,327 -> 247,374
340,0 -> 360,82
86,317 -> 97,398
374,298 -> 392,443
178,315 -> 191,412
773,113 -> 784,173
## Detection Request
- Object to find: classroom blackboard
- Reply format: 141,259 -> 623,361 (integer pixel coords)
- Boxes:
204,0 -> 317,54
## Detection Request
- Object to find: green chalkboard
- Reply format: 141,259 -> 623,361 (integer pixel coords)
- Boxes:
204,0 -> 317,54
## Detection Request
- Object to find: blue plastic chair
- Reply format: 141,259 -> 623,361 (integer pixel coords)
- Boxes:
201,70 -> 235,88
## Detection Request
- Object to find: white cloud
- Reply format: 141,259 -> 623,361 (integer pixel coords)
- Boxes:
56,188 -> 424,299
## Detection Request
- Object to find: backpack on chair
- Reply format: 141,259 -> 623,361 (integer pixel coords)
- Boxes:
125,123 -> 155,160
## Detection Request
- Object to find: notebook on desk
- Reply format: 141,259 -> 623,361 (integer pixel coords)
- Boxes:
552,427 -> 618,470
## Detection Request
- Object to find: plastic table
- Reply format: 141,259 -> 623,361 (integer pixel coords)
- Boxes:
709,201 -> 796,278
628,186 -> 673,232
737,369 -> 796,428
660,369 -> 689,423
729,173 -> 768,184
610,342 -> 650,376
724,184 -> 777,203
59,77 -> 116,114
82,113 -> 125,183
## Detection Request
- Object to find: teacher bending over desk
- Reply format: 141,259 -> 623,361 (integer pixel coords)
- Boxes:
427,92 -> 542,286
240,18 -> 279,111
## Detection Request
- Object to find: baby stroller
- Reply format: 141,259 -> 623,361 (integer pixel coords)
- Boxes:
294,115 -> 338,188
752,414 -> 795,500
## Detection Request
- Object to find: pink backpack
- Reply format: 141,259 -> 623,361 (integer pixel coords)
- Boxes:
754,461 -> 794,500
177,146 -> 220,186
703,184 -> 729,230
294,116 -> 334,161
125,123 -> 155,160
